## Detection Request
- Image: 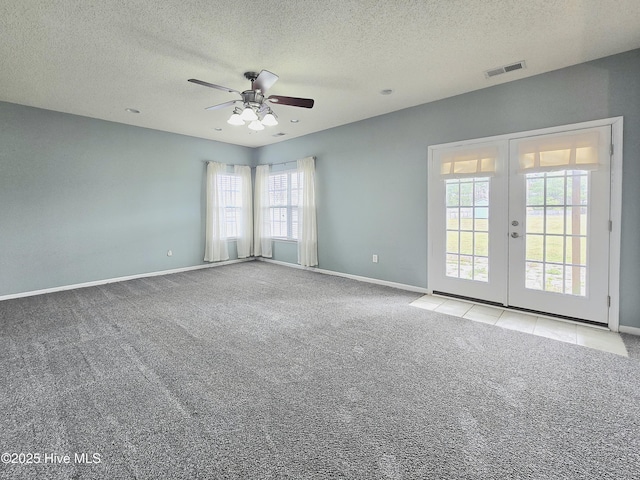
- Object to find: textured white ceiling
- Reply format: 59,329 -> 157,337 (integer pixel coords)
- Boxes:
1,0 -> 639,148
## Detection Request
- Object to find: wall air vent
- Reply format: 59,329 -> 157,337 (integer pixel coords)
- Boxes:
484,60 -> 526,79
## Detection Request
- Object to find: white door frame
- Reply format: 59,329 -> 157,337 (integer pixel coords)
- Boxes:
427,117 -> 623,332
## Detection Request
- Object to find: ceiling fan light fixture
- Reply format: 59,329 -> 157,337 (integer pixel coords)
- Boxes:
227,113 -> 245,126
248,120 -> 265,131
240,106 -> 258,121
189,70 -> 315,133
261,113 -> 278,126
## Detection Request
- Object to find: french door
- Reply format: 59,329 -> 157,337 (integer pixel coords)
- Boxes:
428,123 -> 613,324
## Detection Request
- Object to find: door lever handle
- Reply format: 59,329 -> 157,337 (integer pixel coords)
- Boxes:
511,232 -> 520,238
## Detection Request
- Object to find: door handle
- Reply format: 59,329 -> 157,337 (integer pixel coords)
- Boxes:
511,232 -> 520,238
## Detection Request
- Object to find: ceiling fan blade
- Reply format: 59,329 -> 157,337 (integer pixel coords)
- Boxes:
253,70 -> 279,93
205,100 -> 240,111
188,78 -> 240,94
267,95 -> 314,109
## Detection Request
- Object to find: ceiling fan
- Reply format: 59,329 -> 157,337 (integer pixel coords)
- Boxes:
188,70 -> 314,130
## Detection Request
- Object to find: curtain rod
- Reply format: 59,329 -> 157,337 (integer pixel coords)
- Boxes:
203,161 -> 251,166
262,160 -> 297,168
203,156 -> 315,168
261,156 -> 316,168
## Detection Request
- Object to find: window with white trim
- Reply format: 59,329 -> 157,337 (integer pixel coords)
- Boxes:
218,173 -> 241,238
268,170 -> 302,240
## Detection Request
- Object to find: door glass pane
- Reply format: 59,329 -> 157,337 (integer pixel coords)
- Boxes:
447,208 -> 459,229
524,170 -> 588,296
544,264 -> 564,293
474,232 -> 488,256
446,183 -> 460,206
446,254 -> 459,277
460,232 -> 473,255
460,208 -> 473,230
565,236 -> 587,266
545,176 -> 565,205
474,208 -> 488,231
460,255 -> 473,280
460,182 -> 474,206
564,266 -> 586,296
565,207 -> 587,235
474,257 -> 489,282
526,176 -> 545,205
446,231 -> 459,254
526,207 -> 544,233
545,207 -> 564,234
545,236 -> 564,263
525,262 -> 544,290
445,178 -> 490,282
526,234 -> 544,261
474,182 -> 489,206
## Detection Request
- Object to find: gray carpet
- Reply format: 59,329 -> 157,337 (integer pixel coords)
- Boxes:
1,261 -> 639,479
622,333 -> 640,360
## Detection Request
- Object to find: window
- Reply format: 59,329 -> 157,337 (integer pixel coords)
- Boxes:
268,170 -> 302,240
445,176 -> 490,282
218,173 -> 241,238
524,169 -> 588,295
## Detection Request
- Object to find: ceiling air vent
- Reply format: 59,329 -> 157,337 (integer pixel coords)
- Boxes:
484,60 -> 526,79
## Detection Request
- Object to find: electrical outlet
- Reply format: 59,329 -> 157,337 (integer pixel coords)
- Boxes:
372,254 -> 378,263
167,250 -> 173,257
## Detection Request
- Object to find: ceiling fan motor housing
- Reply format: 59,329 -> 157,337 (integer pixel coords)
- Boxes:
242,90 -> 264,106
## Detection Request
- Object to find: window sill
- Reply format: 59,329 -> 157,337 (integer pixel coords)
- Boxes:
272,238 -> 297,244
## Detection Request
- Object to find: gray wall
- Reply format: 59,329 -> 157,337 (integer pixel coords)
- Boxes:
0,102 -> 252,296
256,49 -> 640,328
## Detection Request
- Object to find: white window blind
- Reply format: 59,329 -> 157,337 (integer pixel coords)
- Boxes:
439,146 -> 498,179
268,170 -> 302,240
517,130 -> 601,173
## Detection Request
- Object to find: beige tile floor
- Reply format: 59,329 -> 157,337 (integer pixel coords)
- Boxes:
411,295 -> 628,357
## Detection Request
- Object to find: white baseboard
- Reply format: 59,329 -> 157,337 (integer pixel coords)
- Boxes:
256,258 -> 428,294
0,258 -> 255,301
619,325 -> 640,337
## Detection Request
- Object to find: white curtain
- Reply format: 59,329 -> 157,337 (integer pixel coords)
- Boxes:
253,164 -> 272,258
234,165 -> 253,258
297,156 -> 318,267
204,162 -> 229,262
